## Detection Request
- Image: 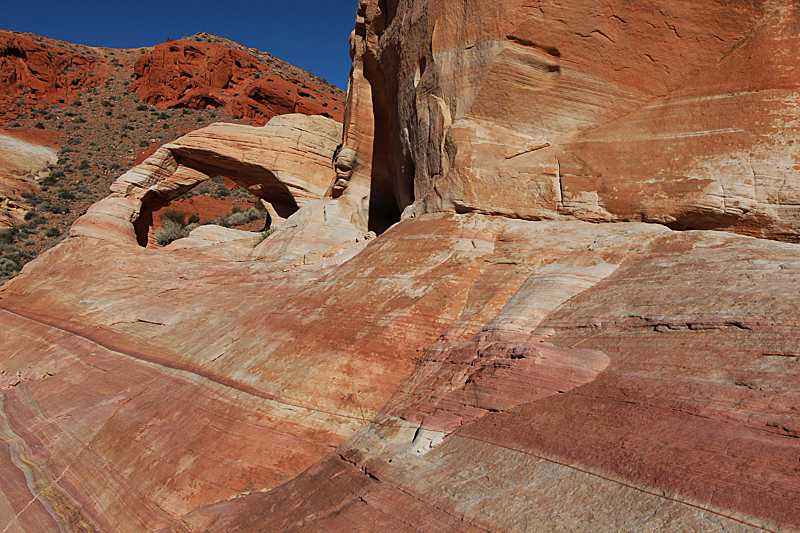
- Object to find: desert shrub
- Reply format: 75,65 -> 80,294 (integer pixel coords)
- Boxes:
57,188 -> 75,200
159,209 -> 186,225
223,211 -> 250,227
0,229 -> 18,244
211,185 -> 230,199
155,220 -> 188,246
187,214 -> 200,224
136,104 -> 148,111
223,208 -> 264,227
34,122 -> 45,129
0,258 -> 19,273
253,228 -> 275,247
45,227 -> 60,238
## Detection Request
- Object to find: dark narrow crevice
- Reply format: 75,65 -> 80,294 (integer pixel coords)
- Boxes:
363,51 -> 403,234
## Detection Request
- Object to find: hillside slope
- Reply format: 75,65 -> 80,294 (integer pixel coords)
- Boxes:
0,30 -> 344,282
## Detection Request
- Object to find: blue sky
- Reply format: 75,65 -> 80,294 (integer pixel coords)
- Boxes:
2,0 -> 356,90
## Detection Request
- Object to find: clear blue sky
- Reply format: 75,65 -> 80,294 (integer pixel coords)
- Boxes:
2,0 -> 356,90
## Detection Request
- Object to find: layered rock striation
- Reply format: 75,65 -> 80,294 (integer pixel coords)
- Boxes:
0,1 -> 799,532
340,0 -> 800,241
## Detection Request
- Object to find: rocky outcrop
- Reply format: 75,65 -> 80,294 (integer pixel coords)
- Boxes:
4,212 -> 800,532
341,0 -> 800,241
72,114 -> 344,246
0,31 -> 103,120
131,40 -> 345,124
0,131 -> 56,227
1,1 -> 799,532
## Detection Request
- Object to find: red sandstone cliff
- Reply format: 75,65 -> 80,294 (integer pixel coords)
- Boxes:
0,31 -> 104,120
131,37 -> 345,124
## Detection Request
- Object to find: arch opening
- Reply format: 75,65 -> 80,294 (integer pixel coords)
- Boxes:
132,160 -> 300,248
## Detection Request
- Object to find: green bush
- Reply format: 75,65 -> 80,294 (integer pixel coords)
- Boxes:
0,257 -> 19,273
0,229 -> 18,244
57,188 -> 76,200
159,209 -> 186,226
45,227 -> 61,238
187,214 -> 200,224
253,228 -> 275,247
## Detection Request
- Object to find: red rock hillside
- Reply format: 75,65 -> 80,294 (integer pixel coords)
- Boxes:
0,31 -> 105,120
131,37 -> 345,124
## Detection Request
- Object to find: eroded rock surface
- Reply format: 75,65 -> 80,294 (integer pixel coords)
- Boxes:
0,132 -> 56,227
71,114 -> 344,246
343,0 -> 800,241
1,1 -> 799,532
131,39 -> 345,123
0,31 -> 103,120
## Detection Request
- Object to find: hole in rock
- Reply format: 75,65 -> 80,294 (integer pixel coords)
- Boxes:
133,169 -> 299,248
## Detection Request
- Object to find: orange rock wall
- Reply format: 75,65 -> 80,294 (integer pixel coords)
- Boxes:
343,0 -> 800,241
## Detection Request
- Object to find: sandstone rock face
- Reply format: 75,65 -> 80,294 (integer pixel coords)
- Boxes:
0,131 -> 56,227
71,114 -> 344,246
131,40 -> 345,124
4,207 -> 800,532
150,216 -> 800,533
0,31 -> 104,120
1,1 -> 800,532
343,0 -> 800,241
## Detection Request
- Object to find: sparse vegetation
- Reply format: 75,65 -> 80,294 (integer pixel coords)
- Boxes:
0,32 -> 329,275
253,228 -> 275,247
222,207 -> 264,227
155,219 -> 189,246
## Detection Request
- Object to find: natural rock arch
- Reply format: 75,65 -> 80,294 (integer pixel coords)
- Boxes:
71,114 -> 343,246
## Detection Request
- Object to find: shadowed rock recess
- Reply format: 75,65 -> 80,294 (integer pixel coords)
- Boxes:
1,0 -> 799,532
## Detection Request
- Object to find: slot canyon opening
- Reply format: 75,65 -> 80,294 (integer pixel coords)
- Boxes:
133,168 -> 299,248
363,52 -> 406,235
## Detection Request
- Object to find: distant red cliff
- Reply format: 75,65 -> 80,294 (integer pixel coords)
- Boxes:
130,39 -> 344,124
